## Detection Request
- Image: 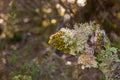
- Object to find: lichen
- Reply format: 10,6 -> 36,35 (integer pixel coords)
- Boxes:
78,53 -> 98,69
48,21 -> 120,79
48,31 -> 68,52
96,44 -> 120,79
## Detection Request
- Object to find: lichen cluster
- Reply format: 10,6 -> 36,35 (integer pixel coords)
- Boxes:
48,21 -> 120,79
97,44 -> 119,79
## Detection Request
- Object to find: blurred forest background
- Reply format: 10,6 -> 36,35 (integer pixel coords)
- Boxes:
0,0 -> 120,80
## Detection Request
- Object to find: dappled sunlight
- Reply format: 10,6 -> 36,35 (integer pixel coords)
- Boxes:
51,19 -> 57,24
42,19 -> 50,27
77,0 -> 86,6
42,6 -> 52,14
67,0 -> 76,4
0,18 -> 4,24
56,3 -> 66,16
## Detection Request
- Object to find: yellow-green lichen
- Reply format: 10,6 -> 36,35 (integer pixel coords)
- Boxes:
48,31 -> 70,53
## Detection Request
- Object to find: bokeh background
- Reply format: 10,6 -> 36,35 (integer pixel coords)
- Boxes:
0,0 -> 120,80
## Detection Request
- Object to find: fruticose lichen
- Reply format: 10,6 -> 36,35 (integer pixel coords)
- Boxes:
48,21 -> 120,79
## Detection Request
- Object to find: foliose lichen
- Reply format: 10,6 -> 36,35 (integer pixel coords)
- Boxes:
48,21 -> 120,79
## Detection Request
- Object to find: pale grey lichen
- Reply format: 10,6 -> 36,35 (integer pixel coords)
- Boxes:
48,21 -> 120,80
78,53 -> 98,69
